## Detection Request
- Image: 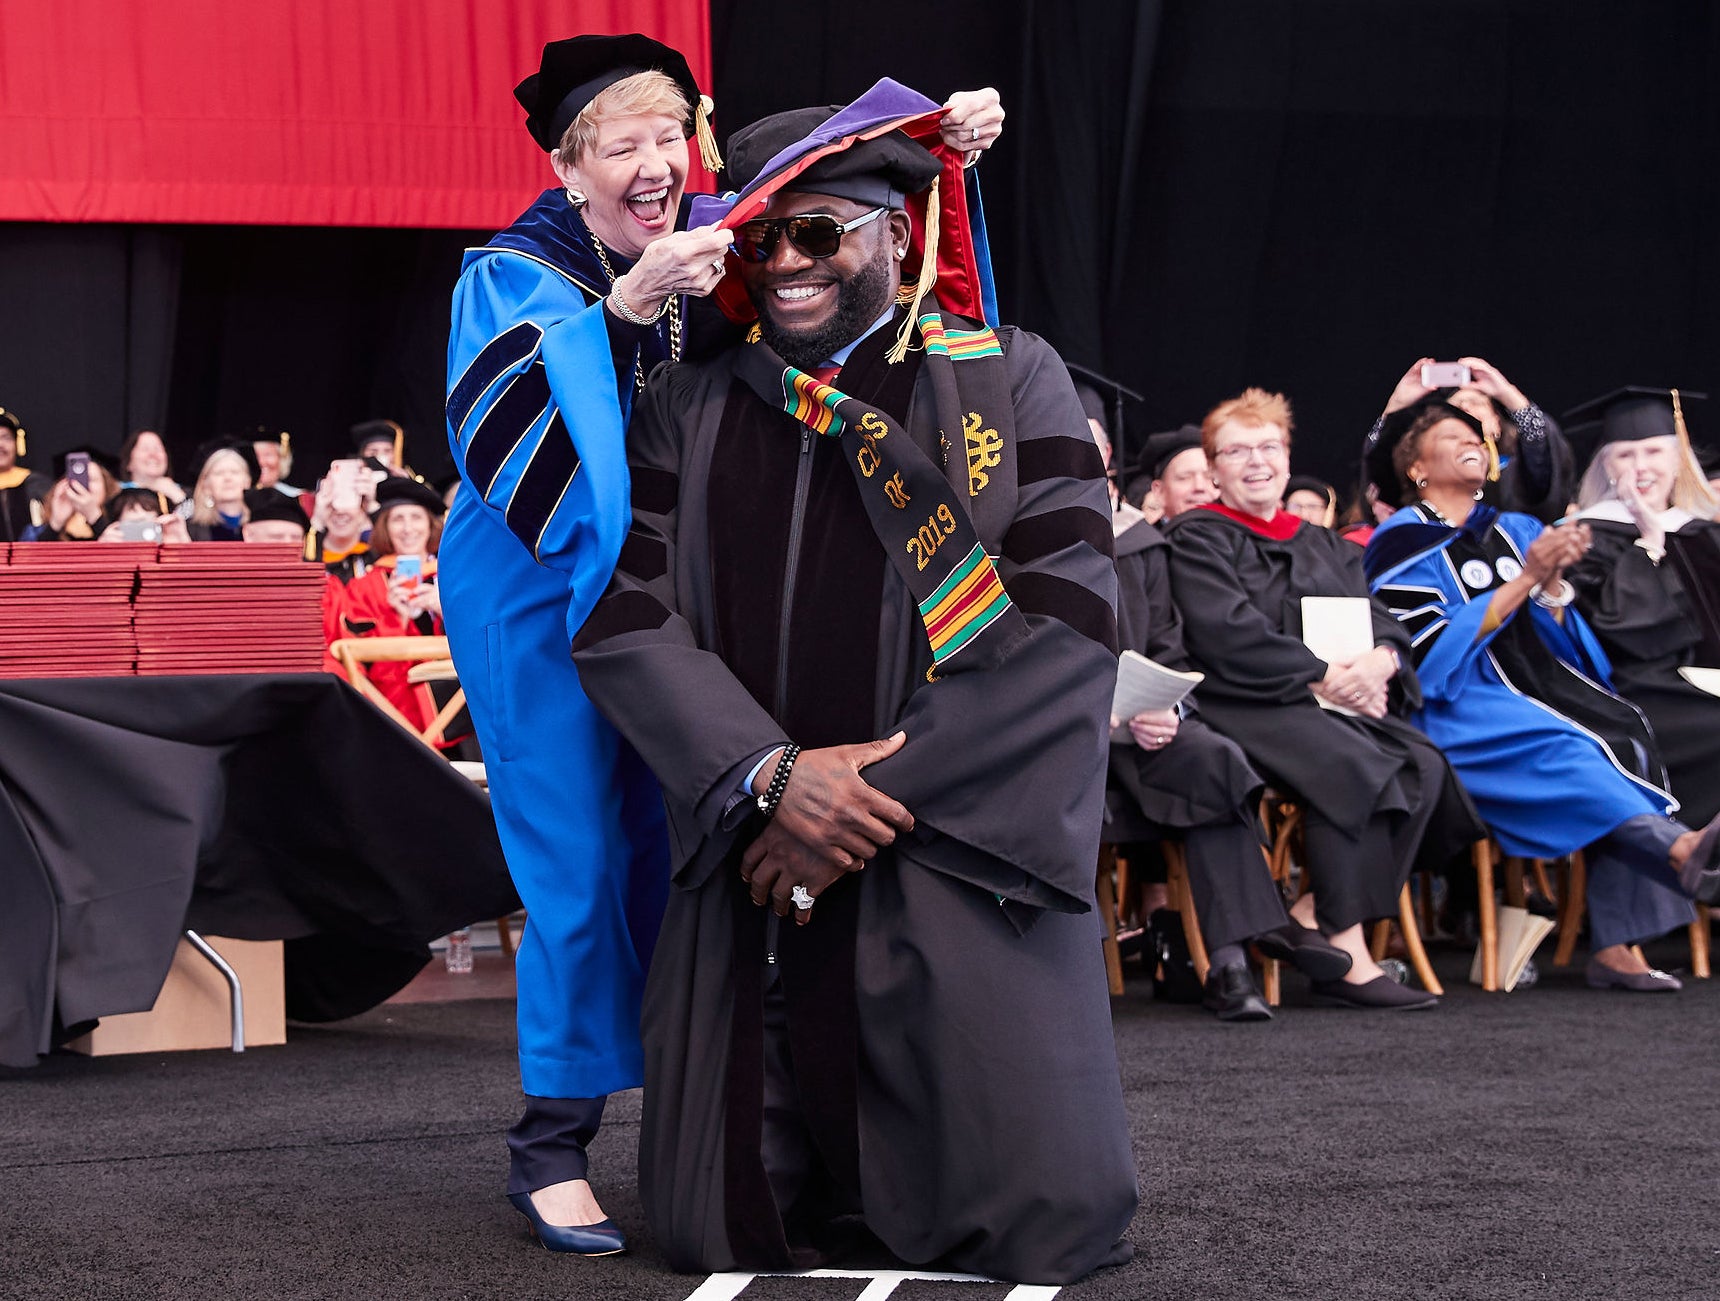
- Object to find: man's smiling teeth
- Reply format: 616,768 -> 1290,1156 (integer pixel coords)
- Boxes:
774,285 -> 827,300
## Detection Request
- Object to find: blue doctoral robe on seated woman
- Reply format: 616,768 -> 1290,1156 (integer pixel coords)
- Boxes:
1364,505 -> 1676,860
439,187 -> 673,1099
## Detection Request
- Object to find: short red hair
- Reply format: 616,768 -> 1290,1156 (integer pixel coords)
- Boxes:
1201,387 -> 1295,459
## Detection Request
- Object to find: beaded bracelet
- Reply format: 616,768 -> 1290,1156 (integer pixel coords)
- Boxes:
756,743 -> 802,820
607,281 -> 670,326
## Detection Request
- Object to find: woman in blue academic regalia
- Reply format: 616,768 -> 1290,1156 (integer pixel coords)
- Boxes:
1363,402 -> 1720,993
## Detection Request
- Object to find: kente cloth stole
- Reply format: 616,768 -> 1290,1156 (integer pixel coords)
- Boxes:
734,313 -> 1026,673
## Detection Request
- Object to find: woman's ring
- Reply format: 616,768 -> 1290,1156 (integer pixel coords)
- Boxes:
790,884 -> 815,911
712,258 -> 726,273
967,126 -> 979,142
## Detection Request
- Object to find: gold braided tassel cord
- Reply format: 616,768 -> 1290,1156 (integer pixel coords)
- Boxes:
695,96 -> 723,172
886,174 -> 940,364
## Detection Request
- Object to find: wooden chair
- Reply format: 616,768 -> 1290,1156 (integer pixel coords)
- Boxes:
1547,848 -> 1710,978
328,636 -> 462,750
1096,840 -> 1285,1004
328,635 -> 519,958
1259,793 -> 1447,996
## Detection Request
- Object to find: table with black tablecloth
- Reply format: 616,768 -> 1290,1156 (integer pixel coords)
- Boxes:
0,674 -> 519,1067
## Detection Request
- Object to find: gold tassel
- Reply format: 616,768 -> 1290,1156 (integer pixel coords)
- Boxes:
886,175 -> 940,364
1672,387 -> 1691,449
391,422 -> 404,469
1484,430 -> 1501,481
281,431 -> 291,457
695,95 -> 723,173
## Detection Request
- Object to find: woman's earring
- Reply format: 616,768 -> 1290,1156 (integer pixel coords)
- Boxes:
565,187 -> 587,210
1415,477 -> 1428,489
1473,488 -> 1485,501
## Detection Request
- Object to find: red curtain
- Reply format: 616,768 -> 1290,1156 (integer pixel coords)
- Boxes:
0,0 -> 711,228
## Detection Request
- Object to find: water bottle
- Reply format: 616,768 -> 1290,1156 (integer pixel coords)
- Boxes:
445,927 -> 474,974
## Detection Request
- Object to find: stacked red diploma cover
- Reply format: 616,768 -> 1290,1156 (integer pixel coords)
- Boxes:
0,543 -> 325,678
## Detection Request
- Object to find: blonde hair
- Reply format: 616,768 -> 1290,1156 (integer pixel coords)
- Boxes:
190,448 -> 253,527
1576,434 -> 1718,520
558,70 -> 690,163
1201,387 -> 1295,459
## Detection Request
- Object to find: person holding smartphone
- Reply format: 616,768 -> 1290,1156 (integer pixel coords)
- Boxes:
1361,355 -> 1572,524
29,446 -> 121,540
326,477 -> 448,736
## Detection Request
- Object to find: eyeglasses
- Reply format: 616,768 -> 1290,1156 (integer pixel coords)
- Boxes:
1213,439 -> 1288,465
733,207 -> 887,262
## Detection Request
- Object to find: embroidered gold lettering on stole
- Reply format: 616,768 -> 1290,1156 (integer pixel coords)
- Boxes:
884,472 -> 910,509
964,412 -> 1002,497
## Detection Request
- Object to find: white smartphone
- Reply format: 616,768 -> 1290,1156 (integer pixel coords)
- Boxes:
1421,362 -> 1472,389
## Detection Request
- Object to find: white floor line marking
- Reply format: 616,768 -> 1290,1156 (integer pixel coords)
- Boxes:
681,1274 -> 755,1301
680,1267 -> 1061,1299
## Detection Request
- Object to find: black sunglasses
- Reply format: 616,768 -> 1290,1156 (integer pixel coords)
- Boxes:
733,207 -> 887,263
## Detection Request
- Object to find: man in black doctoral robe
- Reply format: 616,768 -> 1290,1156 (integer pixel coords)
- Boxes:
571,87 -> 1136,1284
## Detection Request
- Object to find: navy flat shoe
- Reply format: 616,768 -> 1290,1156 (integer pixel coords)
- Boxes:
507,1191 -> 627,1256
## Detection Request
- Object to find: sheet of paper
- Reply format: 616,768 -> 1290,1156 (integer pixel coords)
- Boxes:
1677,666 -> 1720,698
1300,596 -> 1374,665
1111,650 -> 1203,723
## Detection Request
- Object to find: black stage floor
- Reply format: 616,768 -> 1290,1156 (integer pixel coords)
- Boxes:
5,939 -> 1715,1301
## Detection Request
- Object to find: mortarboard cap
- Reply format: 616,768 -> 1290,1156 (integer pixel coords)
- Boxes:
727,106 -> 941,209
1560,387 -> 1707,471
1286,474 -> 1336,503
243,489 -> 311,530
1136,424 -> 1206,481
1064,363 -> 1144,439
373,476 -> 446,517
514,34 -> 720,170
352,419 -> 404,458
1365,395 -> 1487,508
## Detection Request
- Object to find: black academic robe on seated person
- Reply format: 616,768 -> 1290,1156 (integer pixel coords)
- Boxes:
1107,519 -> 1286,950
572,317 -> 1136,1284
1163,506 -> 1482,930
1568,514 -> 1720,824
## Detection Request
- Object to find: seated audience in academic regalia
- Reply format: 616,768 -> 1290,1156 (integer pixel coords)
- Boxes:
1165,388 -> 1485,1010
1096,424 -> 1352,1020
0,408 -> 50,543
1365,401 -> 1720,992
1362,355 -> 1571,526
118,429 -> 186,507
96,486 -> 190,543
304,458 -> 375,582
1283,474 -> 1337,529
326,478 -> 449,738
27,446 -> 122,541
1563,388 -> 1720,830
183,440 -> 258,541
252,429 -> 304,498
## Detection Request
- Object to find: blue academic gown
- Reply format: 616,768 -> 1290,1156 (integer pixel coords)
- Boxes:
440,189 -> 671,1099
1365,506 -> 1675,859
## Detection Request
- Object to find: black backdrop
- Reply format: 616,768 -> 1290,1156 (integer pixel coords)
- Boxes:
1,0 -> 1717,495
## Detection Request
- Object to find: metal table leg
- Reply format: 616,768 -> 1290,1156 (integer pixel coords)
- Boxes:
183,930 -> 245,1053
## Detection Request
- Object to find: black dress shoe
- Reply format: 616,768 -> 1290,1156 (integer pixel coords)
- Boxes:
1202,962 -> 1273,1021
1149,909 -> 1204,1004
1252,922 -> 1353,983
1310,974 -> 1438,1010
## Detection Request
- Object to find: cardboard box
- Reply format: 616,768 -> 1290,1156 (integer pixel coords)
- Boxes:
68,935 -> 286,1056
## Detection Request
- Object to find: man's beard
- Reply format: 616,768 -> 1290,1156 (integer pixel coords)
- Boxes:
752,254 -> 897,372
